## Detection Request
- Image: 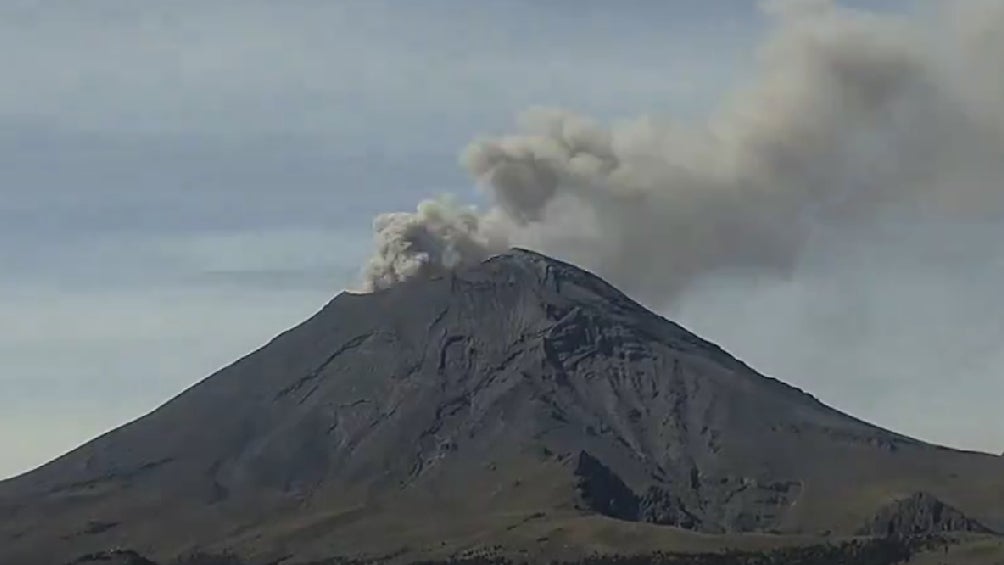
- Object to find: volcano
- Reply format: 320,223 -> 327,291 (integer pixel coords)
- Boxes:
1,249 -> 1002,564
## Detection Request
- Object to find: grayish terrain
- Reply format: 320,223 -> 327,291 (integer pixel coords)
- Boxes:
1,249 -> 1002,564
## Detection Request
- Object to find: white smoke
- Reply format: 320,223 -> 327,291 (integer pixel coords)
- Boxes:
362,197 -> 509,290
361,0 -> 1004,305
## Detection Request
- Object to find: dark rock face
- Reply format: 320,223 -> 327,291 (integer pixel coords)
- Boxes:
1,249 -> 1003,564
859,492 -> 994,537
638,485 -> 698,529
636,477 -> 803,533
573,451 -> 639,520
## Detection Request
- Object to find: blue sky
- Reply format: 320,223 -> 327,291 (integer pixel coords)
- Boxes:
3,0 -> 1002,479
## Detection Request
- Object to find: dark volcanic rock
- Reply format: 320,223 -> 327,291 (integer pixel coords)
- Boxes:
859,492 -> 994,536
1,248 -> 1003,564
638,485 -> 699,529
574,451 -> 639,520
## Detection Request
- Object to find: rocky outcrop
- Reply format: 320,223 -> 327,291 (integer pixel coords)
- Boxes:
859,492 -> 993,536
638,485 -> 700,529
573,451 -> 639,521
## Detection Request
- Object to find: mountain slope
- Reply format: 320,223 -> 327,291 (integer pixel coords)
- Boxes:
1,249 -> 1002,564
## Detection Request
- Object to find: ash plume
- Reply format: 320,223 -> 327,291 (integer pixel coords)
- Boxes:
363,197 -> 507,290
361,0 -> 1004,306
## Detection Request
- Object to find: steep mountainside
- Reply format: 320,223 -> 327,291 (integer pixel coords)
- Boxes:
1,249 -> 1001,564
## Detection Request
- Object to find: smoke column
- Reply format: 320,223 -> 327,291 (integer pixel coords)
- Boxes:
362,0 -> 1004,307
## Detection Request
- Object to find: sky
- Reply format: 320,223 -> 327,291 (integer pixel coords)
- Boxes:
2,0 -> 1001,480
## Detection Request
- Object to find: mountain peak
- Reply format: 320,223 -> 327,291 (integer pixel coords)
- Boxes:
459,246 -> 607,289
483,247 -> 592,277
488,246 -> 554,264
444,247 -> 651,318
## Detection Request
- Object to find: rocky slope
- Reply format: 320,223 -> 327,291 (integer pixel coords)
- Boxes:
859,492 -> 993,537
0,249 -> 1001,564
